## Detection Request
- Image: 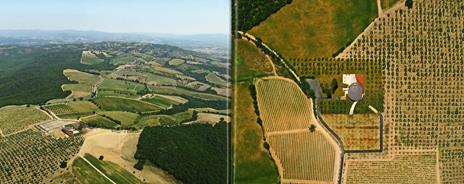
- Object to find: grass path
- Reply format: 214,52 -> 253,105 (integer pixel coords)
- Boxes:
81,157 -> 117,184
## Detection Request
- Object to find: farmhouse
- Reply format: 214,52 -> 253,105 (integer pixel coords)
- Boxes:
342,74 -> 365,101
62,126 -> 79,137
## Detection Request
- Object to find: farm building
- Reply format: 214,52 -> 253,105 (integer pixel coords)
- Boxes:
342,74 -> 365,101
62,126 -> 79,136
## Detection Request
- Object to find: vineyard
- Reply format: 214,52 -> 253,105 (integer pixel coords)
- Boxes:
269,131 -> 337,182
345,153 -> 438,184
288,58 -> 385,114
255,77 -> 317,132
255,77 -> 340,183
44,101 -> 99,119
323,114 -> 380,150
0,105 -> 50,135
0,129 -> 83,184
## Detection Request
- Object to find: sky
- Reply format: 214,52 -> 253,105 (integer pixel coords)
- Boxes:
0,0 -> 230,34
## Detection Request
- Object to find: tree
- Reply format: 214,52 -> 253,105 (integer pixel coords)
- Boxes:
331,78 -> 338,94
99,155 -> 104,160
59,161 -> 67,168
405,0 -> 413,9
309,124 -> 316,132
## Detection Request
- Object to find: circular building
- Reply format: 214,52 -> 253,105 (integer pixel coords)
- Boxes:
348,83 -> 363,101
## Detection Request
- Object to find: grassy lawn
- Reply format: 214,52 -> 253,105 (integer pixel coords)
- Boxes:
81,114 -> 120,129
235,39 -> 274,82
97,111 -> 139,127
84,154 -> 143,184
72,157 -> 113,184
249,0 -> 378,58
233,83 -> 279,184
93,97 -> 162,113
0,105 -> 50,135
141,95 -> 181,109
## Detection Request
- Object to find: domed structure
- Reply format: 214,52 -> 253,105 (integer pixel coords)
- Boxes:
348,83 -> 363,101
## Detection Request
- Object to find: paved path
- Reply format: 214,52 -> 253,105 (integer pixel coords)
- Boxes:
82,157 -> 117,184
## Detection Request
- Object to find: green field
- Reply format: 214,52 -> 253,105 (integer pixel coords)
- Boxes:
97,111 -> 139,126
62,69 -> 100,98
168,58 -> 185,66
45,100 -> 99,119
133,115 -> 161,129
81,114 -> 120,129
81,51 -> 104,65
152,66 -> 183,75
114,68 -> 177,86
73,157 -> 113,184
156,110 -> 194,126
142,95 -> 182,109
233,83 -> 279,184
110,54 -> 139,65
93,97 -> 162,113
0,105 -> 50,135
205,73 -> 228,87
98,78 -> 146,97
149,86 -> 228,101
249,0 -> 378,58
84,154 -> 143,184
235,39 -> 274,82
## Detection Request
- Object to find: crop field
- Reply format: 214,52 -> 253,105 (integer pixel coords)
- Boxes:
345,154 -> 438,184
110,54 -> 139,65
98,78 -> 146,97
0,105 -> 50,135
44,100 -> 99,119
289,58 -> 384,114
269,131 -> 337,182
0,129 -> 83,184
205,73 -> 227,87
97,111 -> 139,127
233,83 -> 279,184
81,51 -> 104,65
255,78 -> 316,132
235,39 -> 274,81
135,115 -> 161,128
255,77 -> 340,183
149,86 -> 228,101
249,0 -> 378,58
62,69 -> 100,98
323,114 -> 380,150
93,97 -> 162,113
72,157 -> 113,184
83,154 -> 143,184
156,110 -> 194,126
114,68 -> 177,86
152,66 -> 183,75
168,58 -> 185,66
141,95 -> 181,109
81,114 -> 120,129
193,113 -> 230,124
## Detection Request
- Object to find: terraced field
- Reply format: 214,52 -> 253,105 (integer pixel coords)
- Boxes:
0,105 -> 50,135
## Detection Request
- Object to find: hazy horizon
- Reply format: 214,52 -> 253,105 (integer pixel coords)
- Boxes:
0,0 -> 230,34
